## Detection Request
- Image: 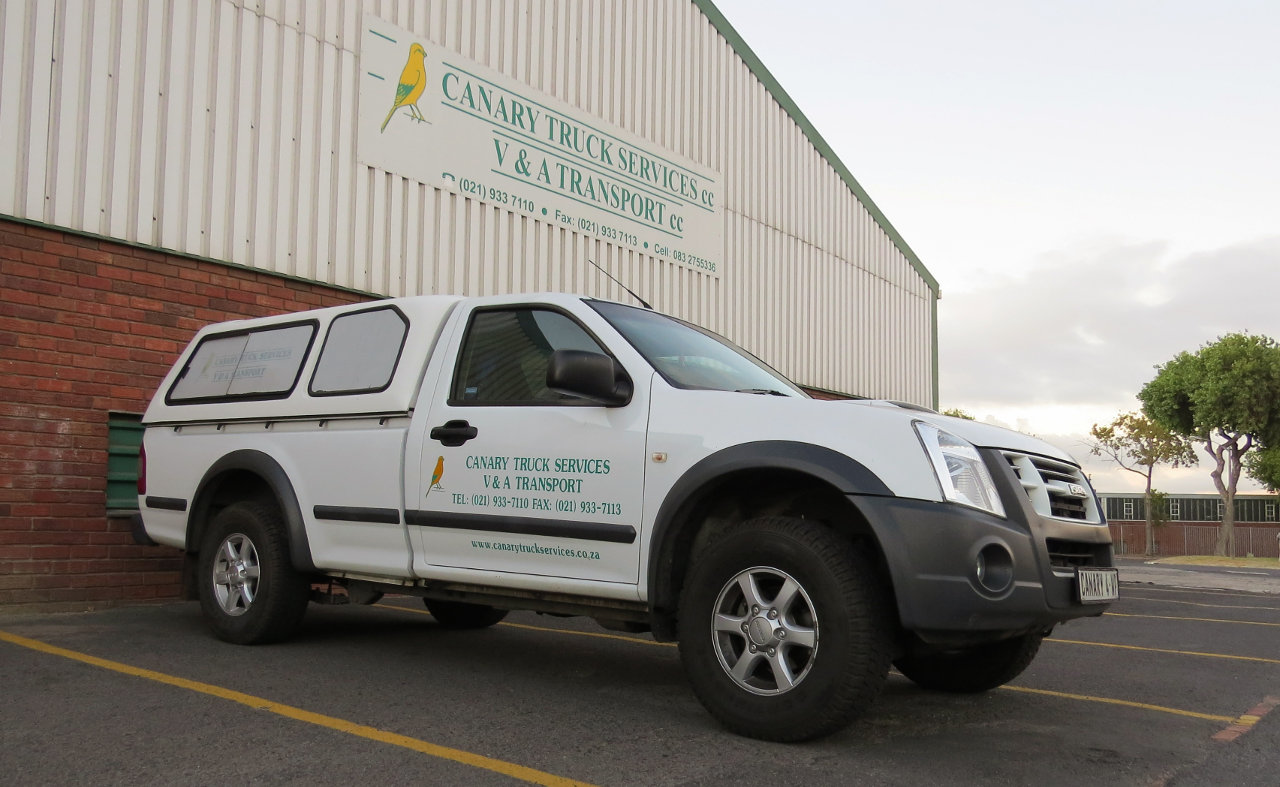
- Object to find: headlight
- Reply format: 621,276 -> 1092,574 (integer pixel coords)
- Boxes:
914,422 -> 1006,517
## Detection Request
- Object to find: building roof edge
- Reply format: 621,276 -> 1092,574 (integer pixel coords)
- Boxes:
693,0 -> 941,296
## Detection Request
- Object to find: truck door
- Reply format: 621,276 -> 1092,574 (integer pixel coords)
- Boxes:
405,303 -> 649,585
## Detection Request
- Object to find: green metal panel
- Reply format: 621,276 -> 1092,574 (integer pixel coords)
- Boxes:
107,413 -> 143,511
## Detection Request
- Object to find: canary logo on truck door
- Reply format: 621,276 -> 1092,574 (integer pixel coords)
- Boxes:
424,456 -> 445,498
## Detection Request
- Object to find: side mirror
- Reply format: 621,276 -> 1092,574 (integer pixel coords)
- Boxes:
546,350 -> 633,406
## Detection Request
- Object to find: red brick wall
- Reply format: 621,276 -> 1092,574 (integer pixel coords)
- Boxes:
0,218 -> 369,609
1108,520 -> 1280,558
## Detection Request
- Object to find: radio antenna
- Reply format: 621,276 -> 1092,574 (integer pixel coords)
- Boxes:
587,258 -> 652,310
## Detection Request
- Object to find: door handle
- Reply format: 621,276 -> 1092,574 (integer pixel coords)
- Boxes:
430,419 -> 478,447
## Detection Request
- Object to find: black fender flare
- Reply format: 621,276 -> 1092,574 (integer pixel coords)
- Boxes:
646,440 -> 890,621
190,449 -> 316,572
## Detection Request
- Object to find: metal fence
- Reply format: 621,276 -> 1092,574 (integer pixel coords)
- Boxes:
1109,522 -> 1280,558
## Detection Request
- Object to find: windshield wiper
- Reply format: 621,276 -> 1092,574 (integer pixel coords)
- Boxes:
735,388 -> 789,396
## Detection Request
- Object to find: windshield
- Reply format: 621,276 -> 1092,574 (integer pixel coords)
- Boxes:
590,301 -> 807,397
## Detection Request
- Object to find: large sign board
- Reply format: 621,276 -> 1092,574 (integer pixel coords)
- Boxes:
359,16 -> 723,277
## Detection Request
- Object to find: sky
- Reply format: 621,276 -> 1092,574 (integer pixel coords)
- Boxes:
714,0 -> 1280,494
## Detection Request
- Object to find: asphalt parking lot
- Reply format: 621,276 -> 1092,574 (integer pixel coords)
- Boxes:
2,567 -> 1278,786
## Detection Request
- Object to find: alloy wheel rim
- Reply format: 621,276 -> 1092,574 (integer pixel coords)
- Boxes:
711,566 -> 818,695
211,533 -> 261,616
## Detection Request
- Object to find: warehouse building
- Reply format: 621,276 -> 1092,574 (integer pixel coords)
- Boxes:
0,0 -> 939,607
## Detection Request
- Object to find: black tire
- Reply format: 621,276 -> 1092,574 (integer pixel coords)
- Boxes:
894,632 -> 1043,693
197,501 -> 310,645
677,516 -> 892,742
425,599 -> 509,629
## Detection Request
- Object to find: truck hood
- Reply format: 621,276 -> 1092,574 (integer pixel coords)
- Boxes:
836,400 -> 1079,465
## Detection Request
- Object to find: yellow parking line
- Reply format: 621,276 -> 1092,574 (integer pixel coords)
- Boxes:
1105,612 -> 1280,627
380,603 -> 1248,726
1119,585 -> 1276,602
1213,696 -> 1280,742
377,601 -> 676,648
1119,594 -> 1280,612
0,629 -> 594,787
1050,638 -> 1280,666
500,620 -> 675,647
999,685 -> 1235,723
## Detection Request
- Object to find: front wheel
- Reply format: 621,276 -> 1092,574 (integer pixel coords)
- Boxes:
677,516 -> 892,742
197,502 -> 310,645
894,632 -> 1043,693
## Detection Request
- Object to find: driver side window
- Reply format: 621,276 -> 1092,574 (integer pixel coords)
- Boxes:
452,308 -> 604,405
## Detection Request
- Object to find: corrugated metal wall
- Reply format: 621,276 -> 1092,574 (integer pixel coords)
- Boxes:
0,0 -> 938,404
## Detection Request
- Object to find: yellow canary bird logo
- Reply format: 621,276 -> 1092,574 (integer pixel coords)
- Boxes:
381,43 -> 428,132
424,455 -> 444,498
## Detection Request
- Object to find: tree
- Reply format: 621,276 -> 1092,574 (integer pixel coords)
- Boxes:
1089,413 -> 1196,556
1138,333 -> 1280,556
1245,447 -> 1280,492
1147,490 -> 1171,530
942,408 -> 975,420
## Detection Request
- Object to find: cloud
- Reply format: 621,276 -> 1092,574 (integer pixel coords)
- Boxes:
939,236 -> 1280,412
939,237 -> 1280,493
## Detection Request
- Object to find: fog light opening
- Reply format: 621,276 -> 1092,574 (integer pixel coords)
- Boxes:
975,543 -> 1014,594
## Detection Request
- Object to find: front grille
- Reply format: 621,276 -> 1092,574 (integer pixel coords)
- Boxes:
1049,493 -> 1088,520
1046,538 -> 1106,568
1002,451 -> 1102,524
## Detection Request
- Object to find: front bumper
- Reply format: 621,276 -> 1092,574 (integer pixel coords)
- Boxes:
851,450 -> 1114,642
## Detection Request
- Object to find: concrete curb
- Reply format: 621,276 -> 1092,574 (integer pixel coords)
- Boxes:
1117,561 -> 1280,595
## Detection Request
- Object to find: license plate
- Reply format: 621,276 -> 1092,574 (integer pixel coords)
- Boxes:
1076,567 -> 1119,603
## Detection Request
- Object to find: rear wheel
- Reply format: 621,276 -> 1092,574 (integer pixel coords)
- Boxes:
197,502 -> 310,645
425,599 -> 509,629
894,632 -> 1043,693
677,516 -> 892,742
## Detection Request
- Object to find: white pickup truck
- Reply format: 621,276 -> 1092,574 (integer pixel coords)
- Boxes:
137,292 -> 1116,741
